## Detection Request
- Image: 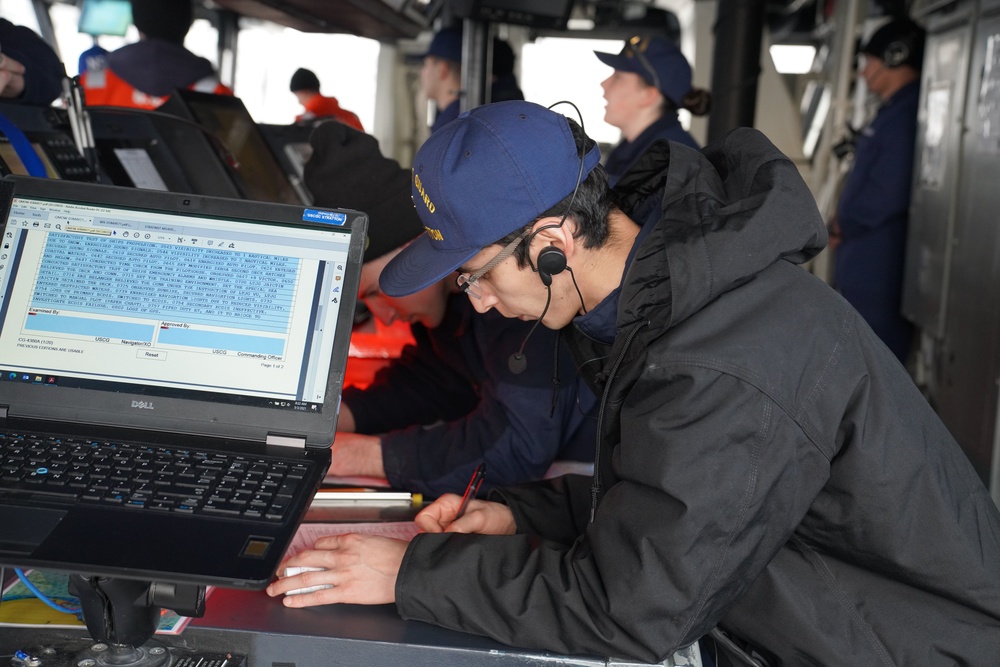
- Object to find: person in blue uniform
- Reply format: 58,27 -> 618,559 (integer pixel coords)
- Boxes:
419,26 -> 462,134
302,120 -> 596,497
594,34 -> 710,185
829,17 -> 925,364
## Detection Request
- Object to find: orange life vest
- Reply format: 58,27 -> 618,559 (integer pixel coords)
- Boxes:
80,66 -> 233,110
295,94 -> 364,132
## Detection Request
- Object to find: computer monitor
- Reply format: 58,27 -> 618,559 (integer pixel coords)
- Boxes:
78,0 -> 132,37
87,107 -> 243,197
158,91 -> 305,206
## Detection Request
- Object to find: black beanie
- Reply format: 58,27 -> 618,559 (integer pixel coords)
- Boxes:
131,0 -> 192,44
304,121 -> 424,263
290,68 -> 321,93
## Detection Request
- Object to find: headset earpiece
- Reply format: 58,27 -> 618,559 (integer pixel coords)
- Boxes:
883,39 -> 909,68
536,246 -> 567,286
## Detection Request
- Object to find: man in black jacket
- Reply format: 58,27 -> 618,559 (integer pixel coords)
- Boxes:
269,101 -> 1000,665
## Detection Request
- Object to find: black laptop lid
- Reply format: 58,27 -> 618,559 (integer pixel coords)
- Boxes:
0,175 -> 367,448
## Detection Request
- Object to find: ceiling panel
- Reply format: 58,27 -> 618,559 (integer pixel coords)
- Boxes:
213,0 -> 432,40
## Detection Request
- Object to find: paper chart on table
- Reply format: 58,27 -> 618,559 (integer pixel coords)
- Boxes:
285,521 -> 421,558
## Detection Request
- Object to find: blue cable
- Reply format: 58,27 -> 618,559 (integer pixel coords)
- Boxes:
0,112 -> 47,177
13,569 -> 82,614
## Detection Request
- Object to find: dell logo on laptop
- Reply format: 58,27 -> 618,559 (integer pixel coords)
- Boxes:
131,400 -> 155,410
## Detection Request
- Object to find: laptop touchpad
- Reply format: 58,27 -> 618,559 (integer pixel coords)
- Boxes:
0,505 -> 66,554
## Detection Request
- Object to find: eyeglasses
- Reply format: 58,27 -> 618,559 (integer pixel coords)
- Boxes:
455,232 -> 528,300
624,35 -> 661,92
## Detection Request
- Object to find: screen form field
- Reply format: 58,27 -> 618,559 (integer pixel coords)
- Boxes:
31,234 -> 298,356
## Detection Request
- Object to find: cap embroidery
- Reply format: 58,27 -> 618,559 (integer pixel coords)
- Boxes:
413,172 -> 436,214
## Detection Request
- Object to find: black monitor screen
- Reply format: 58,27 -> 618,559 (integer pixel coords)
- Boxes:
182,95 -> 303,206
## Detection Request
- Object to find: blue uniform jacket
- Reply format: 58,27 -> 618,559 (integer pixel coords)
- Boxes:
604,112 -> 698,186
431,99 -> 460,134
834,80 -> 920,361
342,294 -> 596,496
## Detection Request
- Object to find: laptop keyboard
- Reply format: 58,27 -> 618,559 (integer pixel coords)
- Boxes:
0,430 -> 312,522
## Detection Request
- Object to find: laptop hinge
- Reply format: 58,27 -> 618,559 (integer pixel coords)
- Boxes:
266,434 -> 307,449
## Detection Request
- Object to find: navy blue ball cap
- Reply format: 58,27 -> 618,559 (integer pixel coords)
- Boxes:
379,101 -> 601,297
421,26 -> 463,63
595,35 -> 692,107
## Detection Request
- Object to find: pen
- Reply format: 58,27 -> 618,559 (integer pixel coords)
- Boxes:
454,463 -> 486,520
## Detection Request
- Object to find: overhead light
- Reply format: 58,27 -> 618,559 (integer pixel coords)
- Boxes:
567,18 -> 595,30
769,44 -> 817,74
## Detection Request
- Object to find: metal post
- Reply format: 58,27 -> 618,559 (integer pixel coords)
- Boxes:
707,0 -> 767,142
216,9 -> 240,90
461,18 -> 489,112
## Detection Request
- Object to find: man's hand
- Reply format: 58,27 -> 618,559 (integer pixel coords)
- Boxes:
266,533 -> 408,607
329,432 -> 385,478
265,497 -> 516,608
415,494 -> 517,535
0,53 -> 28,99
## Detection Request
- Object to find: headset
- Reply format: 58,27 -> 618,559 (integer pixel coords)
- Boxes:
523,100 -> 589,288
882,38 -> 910,68
507,100 -> 589,374
871,19 -> 925,69
536,245 -> 568,286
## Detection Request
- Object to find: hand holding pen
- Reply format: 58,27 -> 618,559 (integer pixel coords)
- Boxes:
454,462 -> 486,520
414,462 -> 517,535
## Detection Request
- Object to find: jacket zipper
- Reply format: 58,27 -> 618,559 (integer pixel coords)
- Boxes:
589,320 -> 647,523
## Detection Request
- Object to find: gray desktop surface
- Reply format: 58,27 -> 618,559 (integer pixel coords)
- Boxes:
188,585 -> 609,666
0,586 -> 609,667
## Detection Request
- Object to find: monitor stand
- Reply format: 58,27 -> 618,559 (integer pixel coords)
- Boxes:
65,575 -> 206,667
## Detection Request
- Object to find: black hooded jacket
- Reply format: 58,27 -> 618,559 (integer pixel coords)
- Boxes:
395,129 -> 1000,664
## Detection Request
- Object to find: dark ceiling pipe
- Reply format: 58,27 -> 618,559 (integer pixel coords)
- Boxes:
707,0 -> 767,143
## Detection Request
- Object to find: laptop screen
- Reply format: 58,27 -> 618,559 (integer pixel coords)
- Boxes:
0,176 -> 367,447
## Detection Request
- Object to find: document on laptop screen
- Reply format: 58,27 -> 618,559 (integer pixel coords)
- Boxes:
0,194 -> 352,408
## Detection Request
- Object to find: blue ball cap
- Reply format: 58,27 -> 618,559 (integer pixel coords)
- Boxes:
422,26 -> 463,63
379,101 -> 601,297
595,35 -> 692,107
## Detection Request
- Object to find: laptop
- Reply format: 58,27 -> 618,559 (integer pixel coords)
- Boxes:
0,174 -> 367,589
